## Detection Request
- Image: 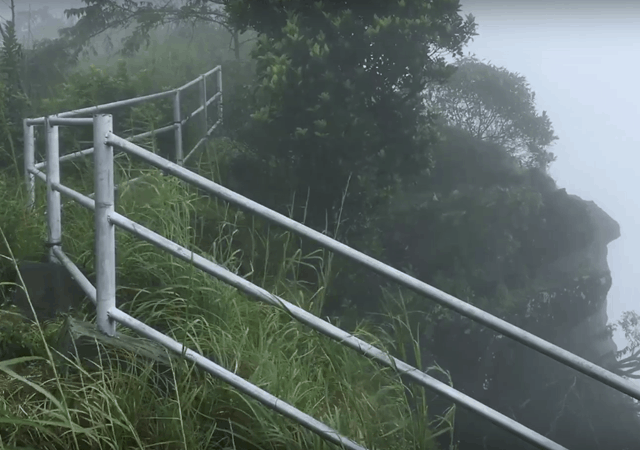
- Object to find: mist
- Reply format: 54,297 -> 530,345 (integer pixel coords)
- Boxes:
460,0 -> 640,361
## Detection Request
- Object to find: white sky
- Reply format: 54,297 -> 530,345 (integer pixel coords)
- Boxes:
460,0 -> 640,350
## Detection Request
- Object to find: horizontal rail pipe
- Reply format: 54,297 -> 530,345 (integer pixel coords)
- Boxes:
206,91 -> 222,107
186,104 -> 205,122
35,122 -> 174,169
27,90 -> 177,124
88,174 -> 149,199
182,137 -> 207,164
106,132 -> 640,404
25,117 -> 46,126
180,91 -> 220,125
29,83 -> 218,134
177,76 -> 202,91
31,170 -> 77,211
28,166 -> 46,182
207,119 -> 221,136
108,307 -> 369,450
50,180 -> 93,210
60,147 -> 96,163
114,175 -> 148,192
107,209 -> 567,450
48,177 -> 566,450
48,117 -> 94,126
203,65 -> 222,77
25,66 -> 221,126
35,147 -> 96,169
127,123 -> 174,141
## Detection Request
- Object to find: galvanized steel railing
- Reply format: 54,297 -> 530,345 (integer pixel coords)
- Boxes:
21,69 -> 640,450
23,65 -> 222,210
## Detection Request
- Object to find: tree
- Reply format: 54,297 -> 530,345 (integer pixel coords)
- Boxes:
0,0 -> 29,175
0,8 -> 22,90
424,56 -> 558,169
60,0 -> 249,59
225,0 -> 477,237
610,310 -> 640,379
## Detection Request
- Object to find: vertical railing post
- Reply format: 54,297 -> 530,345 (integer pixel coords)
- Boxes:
94,114 -> 116,337
199,74 -> 207,138
217,66 -> 223,126
45,117 -> 61,263
173,89 -> 183,166
23,119 -> 35,210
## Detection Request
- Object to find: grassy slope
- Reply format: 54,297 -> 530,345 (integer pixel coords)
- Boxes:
0,25 -> 454,450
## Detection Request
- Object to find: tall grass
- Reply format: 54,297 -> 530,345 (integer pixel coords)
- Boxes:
0,24 -> 456,450
0,149 -> 456,449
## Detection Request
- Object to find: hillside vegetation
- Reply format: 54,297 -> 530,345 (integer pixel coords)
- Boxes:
1,2 -> 639,450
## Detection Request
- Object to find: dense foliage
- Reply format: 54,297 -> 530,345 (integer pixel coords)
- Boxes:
0,6 -> 28,174
225,0 -> 476,237
424,56 -> 558,168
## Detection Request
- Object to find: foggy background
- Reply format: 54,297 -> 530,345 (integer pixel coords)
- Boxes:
461,0 -> 640,355
0,0 -> 76,19
1,0 -> 637,350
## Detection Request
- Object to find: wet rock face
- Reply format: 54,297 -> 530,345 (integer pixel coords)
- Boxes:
505,194 -> 634,450
526,190 -> 620,363
535,190 -> 620,279
525,274 -> 618,364
454,190 -> 637,450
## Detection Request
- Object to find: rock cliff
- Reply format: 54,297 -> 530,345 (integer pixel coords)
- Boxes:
450,189 -> 639,450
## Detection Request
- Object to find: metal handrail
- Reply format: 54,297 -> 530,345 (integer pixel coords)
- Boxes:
24,65 -> 221,124
106,133 -> 640,400
27,114 -> 569,450
107,131 -> 640,450
22,67 -> 640,450
23,65 -> 223,210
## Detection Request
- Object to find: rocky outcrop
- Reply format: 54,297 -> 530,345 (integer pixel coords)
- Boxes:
455,189 -> 640,450
372,126 -> 639,450
526,190 -> 620,365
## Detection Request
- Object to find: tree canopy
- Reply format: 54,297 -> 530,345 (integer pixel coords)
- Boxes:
425,56 -> 558,169
226,0 -> 477,236
60,0 -> 250,58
